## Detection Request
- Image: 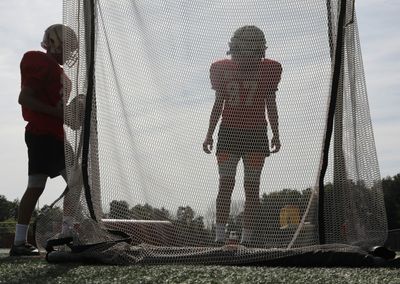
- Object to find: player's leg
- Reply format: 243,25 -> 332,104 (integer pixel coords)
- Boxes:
241,152 -> 265,244
59,167 -> 83,238
10,132 -> 53,256
59,169 -> 74,236
10,174 -> 47,256
10,132 -> 63,256
215,152 -> 240,243
55,141 -> 81,237
17,176 -> 46,225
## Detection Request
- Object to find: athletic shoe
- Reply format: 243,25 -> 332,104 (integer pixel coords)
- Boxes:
9,243 -> 40,256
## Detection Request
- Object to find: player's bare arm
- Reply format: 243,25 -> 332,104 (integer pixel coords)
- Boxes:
203,91 -> 224,154
18,86 -> 63,119
266,92 -> 281,153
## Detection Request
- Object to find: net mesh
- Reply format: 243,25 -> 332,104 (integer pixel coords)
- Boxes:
37,0 -> 387,265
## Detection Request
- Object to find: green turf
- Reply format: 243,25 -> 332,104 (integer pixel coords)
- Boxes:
0,255 -> 399,284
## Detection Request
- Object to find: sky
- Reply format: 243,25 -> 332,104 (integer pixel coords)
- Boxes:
0,0 -> 399,210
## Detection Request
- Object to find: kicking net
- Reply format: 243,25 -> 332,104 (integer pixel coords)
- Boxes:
37,0 -> 388,265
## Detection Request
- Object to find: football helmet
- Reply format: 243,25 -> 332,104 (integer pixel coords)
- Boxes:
41,24 -> 78,67
227,25 -> 267,59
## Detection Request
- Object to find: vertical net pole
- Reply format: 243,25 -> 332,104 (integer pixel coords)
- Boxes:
318,0 -> 349,245
82,0 -> 97,221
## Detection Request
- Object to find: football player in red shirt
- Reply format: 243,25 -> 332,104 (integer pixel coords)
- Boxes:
203,26 -> 282,246
10,24 -> 79,256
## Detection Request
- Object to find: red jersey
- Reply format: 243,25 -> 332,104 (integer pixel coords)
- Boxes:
210,59 -> 282,128
20,51 -> 71,140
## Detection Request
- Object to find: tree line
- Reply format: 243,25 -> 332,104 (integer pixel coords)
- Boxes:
0,173 -> 399,246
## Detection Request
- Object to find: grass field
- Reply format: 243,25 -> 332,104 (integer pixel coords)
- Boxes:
1,251 -> 399,284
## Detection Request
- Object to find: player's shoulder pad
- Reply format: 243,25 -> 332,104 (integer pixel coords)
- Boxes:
210,59 -> 235,90
21,51 -> 53,68
262,58 -> 282,71
210,59 -> 235,75
22,50 -> 48,61
211,59 -> 234,69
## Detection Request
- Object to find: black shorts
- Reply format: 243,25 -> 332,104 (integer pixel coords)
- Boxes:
216,126 -> 270,157
25,131 -> 65,178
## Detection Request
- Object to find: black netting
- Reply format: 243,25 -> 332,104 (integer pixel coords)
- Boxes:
36,0 -> 388,265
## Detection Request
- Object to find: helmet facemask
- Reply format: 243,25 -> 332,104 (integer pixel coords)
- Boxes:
41,24 -> 78,67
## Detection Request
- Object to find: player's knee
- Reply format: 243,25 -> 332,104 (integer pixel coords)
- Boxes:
217,152 -> 230,165
27,174 -> 48,189
217,152 -> 239,177
218,163 -> 237,179
246,152 -> 266,170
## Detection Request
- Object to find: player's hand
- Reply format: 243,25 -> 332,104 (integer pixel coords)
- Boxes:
270,136 -> 281,153
65,94 -> 86,130
203,135 -> 213,154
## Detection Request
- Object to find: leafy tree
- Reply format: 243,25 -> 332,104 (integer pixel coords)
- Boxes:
176,206 -> 195,225
382,174 -> 400,229
173,206 -> 212,246
109,200 -> 130,219
0,195 -> 19,222
152,207 -> 171,220
130,203 -> 171,220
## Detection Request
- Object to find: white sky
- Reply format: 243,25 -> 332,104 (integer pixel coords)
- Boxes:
0,0 -> 399,208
